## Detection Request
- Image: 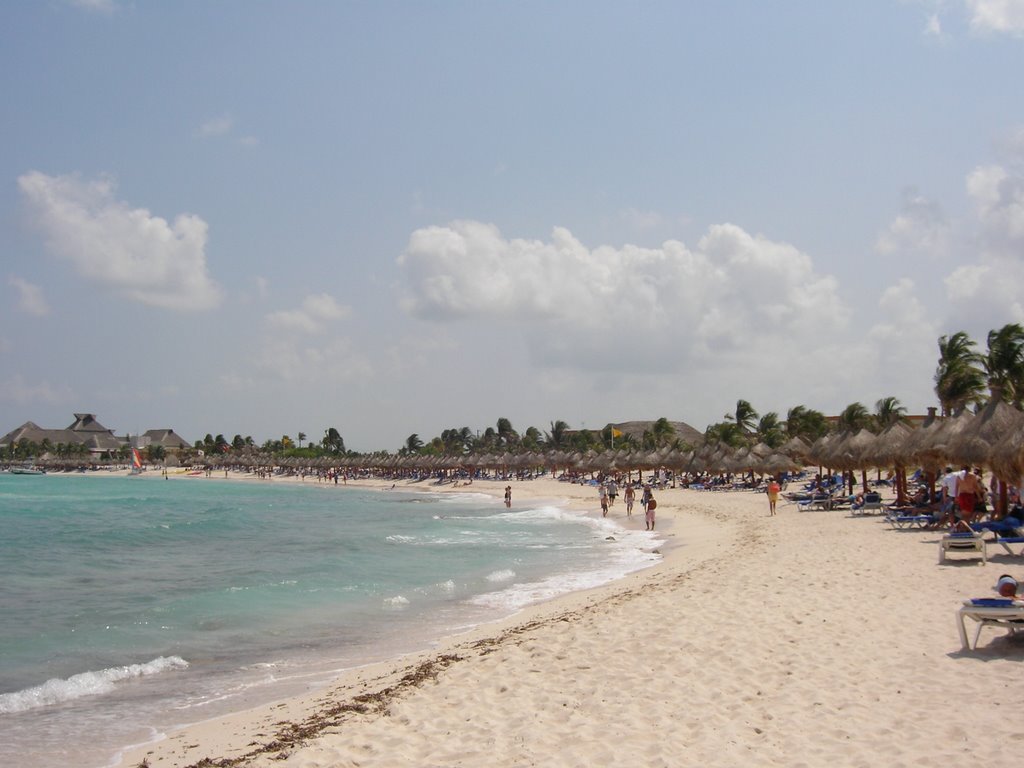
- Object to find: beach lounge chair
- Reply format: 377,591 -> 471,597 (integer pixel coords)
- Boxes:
886,508 -> 934,529
939,532 -> 987,564
967,518 -> 1024,556
798,491 -> 835,511
956,598 -> 1024,649
852,492 -> 883,516
994,535 -> 1024,556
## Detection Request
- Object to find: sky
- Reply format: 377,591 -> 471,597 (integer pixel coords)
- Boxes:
3,1 -> 1024,452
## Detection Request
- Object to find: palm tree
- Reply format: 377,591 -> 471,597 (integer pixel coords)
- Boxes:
728,399 -> 758,434
571,429 -> 597,451
873,396 -> 907,429
297,431 -> 307,449
935,331 -> 985,415
546,420 -> 570,448
837,402 -> 870,433
322,427 -> 345,453
480,426 -> 498,451
522,426 -> 543,450
984,323 -> 1024,406
785,405 -> 829,443
496,417 -> 518,448
704,421 -> 744,448
756,412 -> 784,448
651,417 -> 676,447
404,434 -> 423,454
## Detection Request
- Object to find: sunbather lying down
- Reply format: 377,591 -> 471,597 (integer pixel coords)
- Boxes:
998,574 -> 1019,598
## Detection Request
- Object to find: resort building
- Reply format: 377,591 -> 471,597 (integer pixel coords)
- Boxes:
0,413 -> 190,456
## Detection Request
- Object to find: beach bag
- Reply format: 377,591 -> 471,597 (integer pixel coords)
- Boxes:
648,499 -> 657,510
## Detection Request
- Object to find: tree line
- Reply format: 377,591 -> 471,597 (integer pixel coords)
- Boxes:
8,324 -> 1023,464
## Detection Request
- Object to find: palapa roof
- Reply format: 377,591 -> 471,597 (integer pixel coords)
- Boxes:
0,413 -> 188,454
943,398 -> 1024,472
67,413 -> 113,433
862,421 -> 913,468
605,420 -> 704,445
0,421 -> 119,450
141,429 -> 191,450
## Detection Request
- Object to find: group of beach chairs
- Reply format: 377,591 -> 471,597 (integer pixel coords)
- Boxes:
883,499 -> 1024,649
784,476 -> 1024,651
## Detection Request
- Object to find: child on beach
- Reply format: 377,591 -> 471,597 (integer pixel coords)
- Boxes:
599,484 -> 609,517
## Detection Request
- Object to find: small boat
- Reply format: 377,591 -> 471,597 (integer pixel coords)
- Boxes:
129,446 -> 144,475
10,466 -> 45,475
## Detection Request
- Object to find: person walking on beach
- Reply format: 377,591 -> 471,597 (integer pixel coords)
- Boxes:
607,479 -> 618,506
645,492 -> 657,530
504,485 -> 512,508
599,484 -> 609,517
954,468 -> 987,524
939,466 -> 961,526
624,484 -> 635,516
767,478 -> 781,516
956,467 -> 983,522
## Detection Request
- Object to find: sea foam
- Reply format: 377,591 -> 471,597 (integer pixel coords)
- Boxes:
0,656 -> 189,713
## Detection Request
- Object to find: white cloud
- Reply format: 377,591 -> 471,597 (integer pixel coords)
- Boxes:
251,336 -> 373,383
0,375 -> 73,406
197,115 -> 259,147
940,155 -> 1024,325
925,12 -> 944,35
875,188 -> 951,256
398,220 -> 848,371
69,0 -> 116,13
967,163 -> 1024,250
8,276 -> 49,316
265,293 -> 351,333
18,171 -> 222,311
199,115 -> 233,137
619,207 -> 663,230
966,0 -> 1024,35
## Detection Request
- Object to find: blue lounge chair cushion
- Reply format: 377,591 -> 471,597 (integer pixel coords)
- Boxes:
970,598 -> 1015,607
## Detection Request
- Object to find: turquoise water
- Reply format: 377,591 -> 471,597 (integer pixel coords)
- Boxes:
0,473 -> 661,767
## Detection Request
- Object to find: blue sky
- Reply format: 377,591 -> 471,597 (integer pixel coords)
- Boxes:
3,1 -> 1024,451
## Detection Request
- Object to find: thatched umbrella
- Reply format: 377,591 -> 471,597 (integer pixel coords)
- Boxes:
829,429 -> 878,493
805,433 -> 837,471
944,396 -> 1024,516
909,410 -> 974,472
757,452 -> 801,478
990,424 -> 1024,488
944,397 -> 1024,470
778,435 -> 811,463
862,421 -> 913,504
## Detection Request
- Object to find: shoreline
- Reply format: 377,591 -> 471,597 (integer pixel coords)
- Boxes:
115,474 -> 708,768
101,473 -> 1024,766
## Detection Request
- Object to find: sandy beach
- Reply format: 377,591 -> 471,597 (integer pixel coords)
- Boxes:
118,473 -> 1024,768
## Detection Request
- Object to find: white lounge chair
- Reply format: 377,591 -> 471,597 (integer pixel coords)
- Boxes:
939,532 -> 987,564
957,598 -> 1024,649
852,491 -> 883,516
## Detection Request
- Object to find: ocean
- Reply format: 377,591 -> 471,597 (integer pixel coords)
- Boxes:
0,473 -> 662,767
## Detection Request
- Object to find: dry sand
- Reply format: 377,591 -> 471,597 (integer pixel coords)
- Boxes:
120,474 -> 1024,768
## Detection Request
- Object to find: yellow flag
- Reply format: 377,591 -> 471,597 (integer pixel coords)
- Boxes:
611,428 -> 623,438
